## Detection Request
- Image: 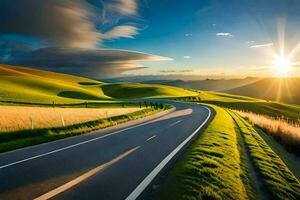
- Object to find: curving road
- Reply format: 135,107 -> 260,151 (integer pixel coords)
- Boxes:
0,101 -> 212,200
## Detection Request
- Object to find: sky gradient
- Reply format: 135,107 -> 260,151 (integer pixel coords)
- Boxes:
1,0 -> 300,78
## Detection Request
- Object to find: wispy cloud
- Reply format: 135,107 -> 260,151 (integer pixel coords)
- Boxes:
7,48 -> 171,78
0,0 -> 140,48
112,0 -> 138,16
0,0 -> 172,78
245,41 -> 255,44
250,43 -> 273,48
183,56 -> 191,59
216,32 -> 233,37
160,70 -> 193,73
103,25 -> 139,39
185,33 -> 193,37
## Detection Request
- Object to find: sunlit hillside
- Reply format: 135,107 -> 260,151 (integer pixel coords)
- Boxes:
226,78 -> 300,104
0,64 -> 197,104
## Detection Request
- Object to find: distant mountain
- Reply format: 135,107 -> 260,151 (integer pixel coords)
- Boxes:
226,78 -> 300,104
142,77 -> 260,92
103,74 -> 246,83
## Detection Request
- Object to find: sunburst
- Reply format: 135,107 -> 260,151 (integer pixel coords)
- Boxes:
274,56 -> 291,74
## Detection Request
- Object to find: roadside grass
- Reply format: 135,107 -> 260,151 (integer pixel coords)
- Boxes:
0,106 -> 170,153
229,111 -> 300,200
235,110 -> 300,155
160,105 -> 252,200
235,116 -> 257,200
256,129 -> 300,180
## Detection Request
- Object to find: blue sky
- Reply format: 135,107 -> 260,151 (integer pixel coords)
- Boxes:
104,0 -> 300,77
1,0 -> 300,78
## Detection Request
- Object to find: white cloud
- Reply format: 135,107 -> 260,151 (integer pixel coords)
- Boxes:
103,25 -> 139,39
250,43 -> 273,48
245,41 -> 255,44
113,0 -> 138,16
0,0 -> 141,49
183,56 -> 191,59
185,33 -> 192,37
216,32 -> 233,37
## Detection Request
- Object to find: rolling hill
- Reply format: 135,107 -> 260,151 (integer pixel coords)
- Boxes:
226,78 -> 300,104
0,64 -> 197,104
141,77 -> 260,92
2,64 -> 299,121
147,77 -> 300,105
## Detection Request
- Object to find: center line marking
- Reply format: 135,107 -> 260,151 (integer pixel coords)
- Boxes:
146,135 -> 157,142
34,146 -> 140,200
169,120 -> 182,127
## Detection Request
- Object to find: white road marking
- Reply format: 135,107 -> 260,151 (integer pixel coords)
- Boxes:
146,135 -> 157,142
169,120 -> 182,127
125,106 -> 211,200
0,114 -> 170,170
35,146 -> 140,200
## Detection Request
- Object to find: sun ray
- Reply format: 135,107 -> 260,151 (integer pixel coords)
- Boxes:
275,78 -> 283,102
277,18 -> 286,57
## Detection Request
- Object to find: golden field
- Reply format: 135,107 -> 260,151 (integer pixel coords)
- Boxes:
0,106 -> 142,132
236,110 -> 300,153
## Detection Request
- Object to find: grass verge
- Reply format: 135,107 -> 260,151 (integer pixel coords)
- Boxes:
160,105 -> 252,200
0,106 -> 171,153
229,111 -> 300,200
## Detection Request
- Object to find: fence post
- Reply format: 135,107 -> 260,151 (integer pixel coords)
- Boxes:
60,113 -> 65,127
30,117 -> 34,130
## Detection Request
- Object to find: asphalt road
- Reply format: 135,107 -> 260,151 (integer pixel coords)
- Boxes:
0,101 -> 212,200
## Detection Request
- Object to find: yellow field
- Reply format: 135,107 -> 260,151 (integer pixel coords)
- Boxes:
236,110 -> 300,151
0,106 -> 142,132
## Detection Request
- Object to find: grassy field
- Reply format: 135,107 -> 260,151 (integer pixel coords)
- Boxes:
0,106 -> 170,153
0,64 -> 196,104
0,64 -> 192,152
102,83 -> 197,99
0,64 -> 108,104
160,105 -> 300,200
177,90 -> 300,122
0,105 -> 142,132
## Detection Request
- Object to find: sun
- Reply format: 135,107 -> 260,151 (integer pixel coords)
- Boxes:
274,56 -> 291,74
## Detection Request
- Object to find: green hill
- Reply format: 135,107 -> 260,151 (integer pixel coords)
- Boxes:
226,78 -> 300,104
0,64 -> 197,104
101,83 -> 196,99
0,64 -> 108,104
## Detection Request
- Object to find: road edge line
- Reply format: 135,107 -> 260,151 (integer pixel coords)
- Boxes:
125,106 -> 211,200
